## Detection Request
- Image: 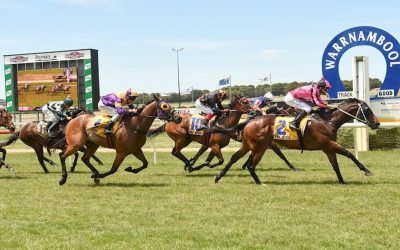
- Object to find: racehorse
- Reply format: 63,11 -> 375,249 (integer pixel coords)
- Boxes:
0,108 -> 16,171
47,86 -> 58,95
148,95 -> 255,171
35,85 -> 47,94
2,109 -> 103,174
57,95 -> 179,185
214,98 -> 380,184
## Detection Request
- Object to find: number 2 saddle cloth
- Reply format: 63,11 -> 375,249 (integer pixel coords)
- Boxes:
273,116 -> 310,141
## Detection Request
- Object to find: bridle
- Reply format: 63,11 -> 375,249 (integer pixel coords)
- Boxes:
336,100 -> 374,126
138,99 -> 177,122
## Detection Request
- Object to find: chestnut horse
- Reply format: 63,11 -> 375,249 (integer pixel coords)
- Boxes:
0,108 -> 16,171
2,109 -> 103,173
148,96 -> 254,171
58,95 -> 178,185
215,98 -> 380,184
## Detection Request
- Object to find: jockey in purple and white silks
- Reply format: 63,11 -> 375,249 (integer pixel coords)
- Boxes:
98,88 -> 139,134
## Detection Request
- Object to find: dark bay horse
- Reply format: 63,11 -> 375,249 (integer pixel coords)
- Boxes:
2,109 -> 103,173
148,96 -> 255,171
58,95 -> 178,185
0,108 -> 16,171
215,98 -> 380,184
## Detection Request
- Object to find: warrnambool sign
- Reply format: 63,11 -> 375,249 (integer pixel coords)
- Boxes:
322,26 -> 400,122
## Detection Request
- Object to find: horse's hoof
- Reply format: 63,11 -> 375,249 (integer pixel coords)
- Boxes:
6,165 -> 14,172
91,173 -> 99,179
365,171 -> 374,176
261,183 -> 267,187
98,162 -> 104,166
125,167 -> 133,172
70,168 -> 75,173
94,178 -> 100,185
59,178 -> 66,186
44,170 -> 49,174
215,175 -> 221,183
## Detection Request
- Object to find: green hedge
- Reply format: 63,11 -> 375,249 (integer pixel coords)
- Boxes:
337,128 -> 400,150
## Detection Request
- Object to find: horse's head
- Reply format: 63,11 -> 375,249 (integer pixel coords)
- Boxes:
0,109 -> 15,132
229,95 -> 253,113
153,94 -> 181,123
337,98 -> 380,129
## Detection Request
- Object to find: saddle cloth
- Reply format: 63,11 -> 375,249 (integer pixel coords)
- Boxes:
36,121 -> 48,135
86,114 -> 121,137
189,114 -> 220,136
273,116 -> 309,141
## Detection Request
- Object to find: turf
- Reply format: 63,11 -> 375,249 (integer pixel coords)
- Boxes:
0,149 -> 399,249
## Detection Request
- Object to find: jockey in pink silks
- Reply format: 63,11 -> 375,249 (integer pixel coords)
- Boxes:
284,77 -> 335,130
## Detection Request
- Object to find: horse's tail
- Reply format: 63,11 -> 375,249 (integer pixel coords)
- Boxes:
147,123 -> 166,138
206,126 -> 235,134
1,131 -> 20,147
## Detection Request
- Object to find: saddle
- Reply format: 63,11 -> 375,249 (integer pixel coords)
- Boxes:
86,114 -> 122,137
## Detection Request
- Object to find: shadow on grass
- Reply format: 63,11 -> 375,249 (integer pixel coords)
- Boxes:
0,175 -> 28,180
229,167 -> 305,172
76,182 -> 169,188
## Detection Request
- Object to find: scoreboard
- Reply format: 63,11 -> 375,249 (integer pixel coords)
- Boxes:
4,49 -> 100,112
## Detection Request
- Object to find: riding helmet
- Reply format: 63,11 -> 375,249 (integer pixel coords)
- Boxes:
64,96 -> 74,106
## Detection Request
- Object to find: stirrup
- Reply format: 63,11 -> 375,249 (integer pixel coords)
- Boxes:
104,129 -> 112,134
289,122 -> 299,130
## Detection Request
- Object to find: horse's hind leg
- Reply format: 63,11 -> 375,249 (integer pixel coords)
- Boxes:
0,147 -> 6,161
246,149 -> 266,185
70,152 -> 79,172
79,147 -> 103,165
125,149 -> 148,174
241,153 -> 253,170
33,145 -> 49,173
171,138 -> 192,171
208,144 -> 224,169
270,143 -> 299,171
80,142 -> 100,175
215,145 -> 249,183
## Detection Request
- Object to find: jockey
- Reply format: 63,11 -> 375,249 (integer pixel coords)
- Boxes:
251,91 -> 279,114
98,88 -> 139,134
42,96 -> 74,136
195,89 -> 229,128
284,77 -> 335,130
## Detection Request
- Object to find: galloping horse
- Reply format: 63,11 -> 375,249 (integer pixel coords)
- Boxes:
148,96 -> 254,171
47,86 -> 58,95
215,98 -> 380,184
2,109 -> 103,173
0,108 -> 15,171
35,85 -> 47,94
58,95 -> 178,185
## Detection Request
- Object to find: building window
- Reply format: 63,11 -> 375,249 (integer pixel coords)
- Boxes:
69,60 -> 77,67
60,60 -> 68,68
43,62 -> 51,69
17,64 -> 26,71
35,62 -> 43,70
26,63 -> 34,70
51,61 -> 60,68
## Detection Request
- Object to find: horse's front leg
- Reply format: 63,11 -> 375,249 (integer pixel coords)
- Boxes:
189,145 -> 208,166
191,152 -> 215,172
125,149 -> 148,174
92,152 -> 127,179
208,145 -> 224,169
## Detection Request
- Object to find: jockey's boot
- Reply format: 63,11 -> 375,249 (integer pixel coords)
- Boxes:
200,113 -> 214,130
104,121 -> 115,134
47,121 -> 58,137
289,110 -> 307,130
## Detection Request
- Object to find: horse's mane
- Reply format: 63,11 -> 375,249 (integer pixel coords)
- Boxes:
137,99 -> 155,113
227,95 -> 242,109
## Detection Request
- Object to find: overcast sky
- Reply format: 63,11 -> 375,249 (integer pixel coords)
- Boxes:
1,0 -> 399,97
